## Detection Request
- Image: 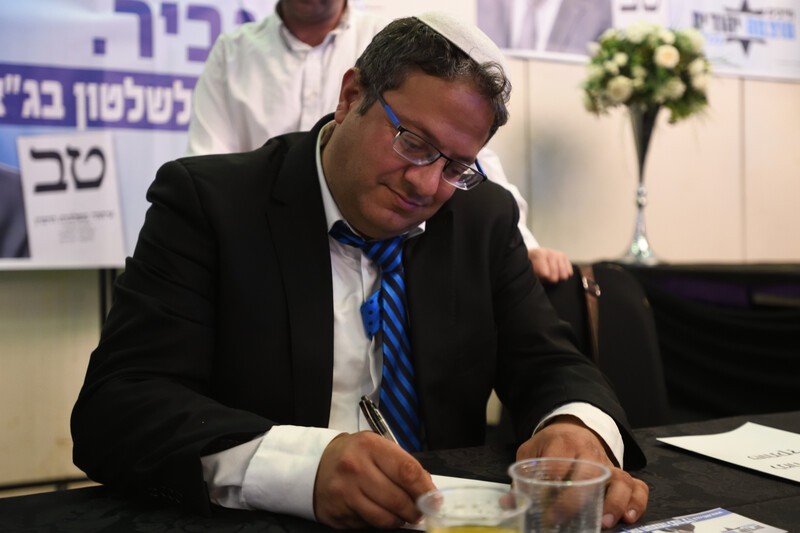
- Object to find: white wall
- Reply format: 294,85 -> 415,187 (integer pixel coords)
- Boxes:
0,271 -> 99,486
2,0 -> 799,488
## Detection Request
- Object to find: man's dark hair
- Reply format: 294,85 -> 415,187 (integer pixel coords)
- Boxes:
354,16 -> 511,140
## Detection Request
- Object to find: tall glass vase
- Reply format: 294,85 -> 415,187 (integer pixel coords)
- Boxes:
620,104 -> 661,265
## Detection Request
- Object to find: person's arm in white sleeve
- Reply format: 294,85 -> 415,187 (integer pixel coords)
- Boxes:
477,147 -> 537,248
185,37 -> 241,156
201,425 -> 342,519
478,147 -> 573,282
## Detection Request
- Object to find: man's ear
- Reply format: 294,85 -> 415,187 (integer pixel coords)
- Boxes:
334,68 -> 363,123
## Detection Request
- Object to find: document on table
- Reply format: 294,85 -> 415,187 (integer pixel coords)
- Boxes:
657,422 -> 800,483
430,474 -> 509,491
403,475 -> 510,530
619,507 -> 786,533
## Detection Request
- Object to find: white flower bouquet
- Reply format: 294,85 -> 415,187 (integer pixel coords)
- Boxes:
582,22 -> 711,123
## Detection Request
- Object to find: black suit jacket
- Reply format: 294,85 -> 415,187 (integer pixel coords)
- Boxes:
71,115 -> 644,512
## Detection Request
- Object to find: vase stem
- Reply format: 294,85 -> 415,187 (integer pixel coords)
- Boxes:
621,106 -> 660,265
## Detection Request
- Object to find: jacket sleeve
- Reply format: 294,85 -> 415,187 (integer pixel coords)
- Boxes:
461,183 -> 646,469
70,158 -> 273,513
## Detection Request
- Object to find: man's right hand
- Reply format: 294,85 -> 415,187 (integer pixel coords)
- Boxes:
528,247 -> 573,283
313,431 -> 436,529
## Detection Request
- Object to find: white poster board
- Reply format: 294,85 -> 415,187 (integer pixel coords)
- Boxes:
16,132 -> 125,268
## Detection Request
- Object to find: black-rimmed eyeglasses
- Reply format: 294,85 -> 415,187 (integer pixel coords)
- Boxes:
377,93 -> 487,191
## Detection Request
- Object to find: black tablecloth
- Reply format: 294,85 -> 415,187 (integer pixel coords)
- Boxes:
618,263 -> 800,423
1,411 -> 799,532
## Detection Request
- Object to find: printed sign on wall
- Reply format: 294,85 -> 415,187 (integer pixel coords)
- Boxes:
17,132 -> 125,267
472,0 -> 800,81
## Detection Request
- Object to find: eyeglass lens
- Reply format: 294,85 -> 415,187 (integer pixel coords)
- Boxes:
393,130 -> 483,190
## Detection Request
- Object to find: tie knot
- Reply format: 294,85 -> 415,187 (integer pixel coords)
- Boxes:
330,221 -> 404,273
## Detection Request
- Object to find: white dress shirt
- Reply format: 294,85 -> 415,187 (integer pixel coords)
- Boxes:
200,123 -> 623,519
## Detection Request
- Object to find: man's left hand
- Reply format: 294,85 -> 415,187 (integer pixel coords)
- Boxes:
515,417 -> 649,529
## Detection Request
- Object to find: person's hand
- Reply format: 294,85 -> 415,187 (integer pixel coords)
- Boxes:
516,416 -> 649,529
313,431 -> 436,529
527,247 -> 573,283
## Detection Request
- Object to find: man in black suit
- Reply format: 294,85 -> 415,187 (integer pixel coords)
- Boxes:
71,12 -> 648,530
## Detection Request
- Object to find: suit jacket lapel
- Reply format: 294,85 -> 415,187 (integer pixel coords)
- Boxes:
265,119 -> 335,428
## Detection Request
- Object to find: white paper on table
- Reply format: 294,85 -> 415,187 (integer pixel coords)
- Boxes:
403,475 -> 511,530
657,422 -> 800,483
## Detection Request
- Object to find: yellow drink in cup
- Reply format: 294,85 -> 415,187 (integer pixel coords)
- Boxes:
429,527 -> 520,533
417,487 -> 530,533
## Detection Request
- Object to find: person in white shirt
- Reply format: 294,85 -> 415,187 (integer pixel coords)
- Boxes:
186,0 -> 573,282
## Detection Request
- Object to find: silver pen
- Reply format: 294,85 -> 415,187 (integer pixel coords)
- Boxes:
359,395 -> 399,445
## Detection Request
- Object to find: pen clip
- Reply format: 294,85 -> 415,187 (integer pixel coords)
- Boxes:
360,395 -> 399,445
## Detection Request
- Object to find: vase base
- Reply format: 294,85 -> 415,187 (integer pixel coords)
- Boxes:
619,250 -> 659,266
619,233 -> 659,265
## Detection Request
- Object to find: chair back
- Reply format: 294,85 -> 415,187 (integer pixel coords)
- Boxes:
543,262 -> 670,428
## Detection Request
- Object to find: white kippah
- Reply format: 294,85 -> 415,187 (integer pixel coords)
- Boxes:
415,11 -> 508,77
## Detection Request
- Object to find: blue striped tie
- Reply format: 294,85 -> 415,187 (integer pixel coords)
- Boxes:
329,221 -> 421,452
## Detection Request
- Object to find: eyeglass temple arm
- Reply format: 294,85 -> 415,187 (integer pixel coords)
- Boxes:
475,159 -> 485,176
380,100 -> 402,128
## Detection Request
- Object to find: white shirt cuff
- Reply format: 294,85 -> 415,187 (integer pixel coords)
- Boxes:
534,402 -> 625,468
242,425 -> 343,520
200,425 -> 343,519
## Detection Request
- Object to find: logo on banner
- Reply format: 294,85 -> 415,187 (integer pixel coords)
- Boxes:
693,0 -> 797,55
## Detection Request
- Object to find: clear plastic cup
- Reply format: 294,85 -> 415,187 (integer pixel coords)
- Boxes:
508,458 -> 611,533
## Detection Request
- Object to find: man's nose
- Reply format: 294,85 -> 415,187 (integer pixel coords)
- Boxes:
404,158 -> 446,197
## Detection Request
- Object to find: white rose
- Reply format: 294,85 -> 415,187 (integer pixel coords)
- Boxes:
587,41 -> 601,56
659,29 -> 676,45
654,45 -> 680,69
632,78 -> 645,89
680,28 -> 705,54
625,22 -> 652,44
691,73 -> 710,92
632,65 -> 647,79
587,64 -> 605,81
614,52 -> 629,66
688,58 -> 706,77
663,77 -> 686,100
604,60 -> 619,75
606,76 -> 633,103
599,28 -> 618,42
